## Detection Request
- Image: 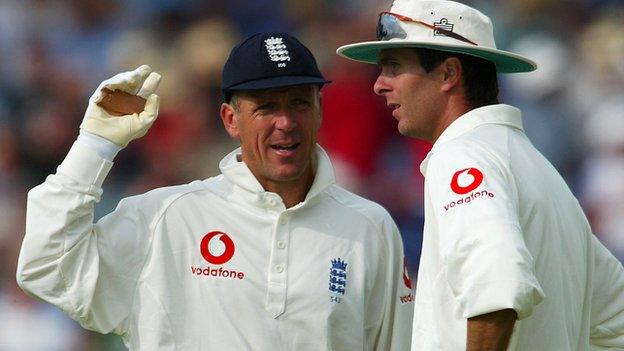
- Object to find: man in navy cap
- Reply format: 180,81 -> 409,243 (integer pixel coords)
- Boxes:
17,32 -> 414,350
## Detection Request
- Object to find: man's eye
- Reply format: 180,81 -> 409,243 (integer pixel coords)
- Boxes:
292,99 -> 311,108
256,102 -> 275,111
379,61 -> 399,75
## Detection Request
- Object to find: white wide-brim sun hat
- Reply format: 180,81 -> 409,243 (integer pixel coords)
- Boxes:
336,0 -> 537,73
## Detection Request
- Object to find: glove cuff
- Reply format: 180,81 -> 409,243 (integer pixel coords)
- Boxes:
77,131 -> 123,161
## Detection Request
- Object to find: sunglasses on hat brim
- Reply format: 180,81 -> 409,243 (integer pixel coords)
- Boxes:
376,12 -> 478,46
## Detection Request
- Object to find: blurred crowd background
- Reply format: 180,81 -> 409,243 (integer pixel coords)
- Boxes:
0,0 -> 622,349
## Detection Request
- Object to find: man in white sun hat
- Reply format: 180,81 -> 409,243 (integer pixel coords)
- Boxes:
337,0 -> 624,350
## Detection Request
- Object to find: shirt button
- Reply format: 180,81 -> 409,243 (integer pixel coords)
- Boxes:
275,265 -> 284,273
277,241 -> 286,249
278,217 -> 287,225
268,198 -> 277,206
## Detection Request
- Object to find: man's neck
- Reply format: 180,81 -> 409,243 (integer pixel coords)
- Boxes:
431,97 -> 472,143
262,170 -> 315,208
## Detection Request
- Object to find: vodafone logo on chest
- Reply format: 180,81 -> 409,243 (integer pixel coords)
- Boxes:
443,167 -> 494,211
200,231 -> 235,264
190,231 -> 245,280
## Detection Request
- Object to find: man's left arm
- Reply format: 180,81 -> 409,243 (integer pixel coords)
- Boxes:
426,144 -> 545,349
370,215 -> 414,351
467,309 -> 517,351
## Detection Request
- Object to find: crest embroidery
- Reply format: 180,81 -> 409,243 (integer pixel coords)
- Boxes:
433,18 -> 454,36
329,258 -> 348,297
264,37 -> 291,67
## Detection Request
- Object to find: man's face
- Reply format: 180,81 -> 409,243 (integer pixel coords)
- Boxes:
220,85 -> 321,189
374,48 -> 445,141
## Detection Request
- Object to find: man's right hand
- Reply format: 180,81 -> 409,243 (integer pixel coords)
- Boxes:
80,65 -> 161,148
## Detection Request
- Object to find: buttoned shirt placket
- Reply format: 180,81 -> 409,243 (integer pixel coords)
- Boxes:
263,193 -> 290,318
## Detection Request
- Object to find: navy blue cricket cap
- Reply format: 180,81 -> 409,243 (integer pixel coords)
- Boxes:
221,32 -> 330,102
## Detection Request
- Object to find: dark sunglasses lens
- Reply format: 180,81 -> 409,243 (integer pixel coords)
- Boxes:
376,14 -> 407,41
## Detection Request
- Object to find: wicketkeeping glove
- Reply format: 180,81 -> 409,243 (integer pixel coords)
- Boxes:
80,65 -> 161,147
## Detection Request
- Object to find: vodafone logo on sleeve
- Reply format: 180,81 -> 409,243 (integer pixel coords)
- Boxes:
400,258 -> 415,304
402,258 -> 412,290
444,167 -> 494,211
450,168 -> 483,194
191,231 -> 245,280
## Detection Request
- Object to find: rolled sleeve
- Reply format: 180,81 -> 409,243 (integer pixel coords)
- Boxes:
445,219 -> 544,319
428,143 -> 545,320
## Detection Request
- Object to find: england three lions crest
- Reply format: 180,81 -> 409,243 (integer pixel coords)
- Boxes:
329,258 -> 347,302
264,37 -> 290,68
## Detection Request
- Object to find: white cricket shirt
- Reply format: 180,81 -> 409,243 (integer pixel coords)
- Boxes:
411,104 -> 624,350
17,143 -> 414,350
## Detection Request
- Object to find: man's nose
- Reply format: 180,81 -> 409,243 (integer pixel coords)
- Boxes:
275,111 -> 297,131
373,74 -> 390,96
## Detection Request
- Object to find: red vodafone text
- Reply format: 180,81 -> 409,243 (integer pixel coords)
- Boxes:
443,189 -> 495,211
190,265 -> 245,280
400,293 -> 415,304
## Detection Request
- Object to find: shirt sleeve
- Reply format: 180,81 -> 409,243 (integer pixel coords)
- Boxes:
16,141 -> 152,335
368,215 -> 414,351
589,235 -> 624,348
427,141 -> 544,320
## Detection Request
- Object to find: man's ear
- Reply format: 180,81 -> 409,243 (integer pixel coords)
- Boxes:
220,102 -> 239,139
440,57 -> 463,93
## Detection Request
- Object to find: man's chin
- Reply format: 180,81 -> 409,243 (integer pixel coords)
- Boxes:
397,123 -> 412,137
270,162 -> 314,182
398,121 -> 420,139
272,168 -> 305,182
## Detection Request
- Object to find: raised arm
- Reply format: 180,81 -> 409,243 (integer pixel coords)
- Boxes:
16,65 -> 161,334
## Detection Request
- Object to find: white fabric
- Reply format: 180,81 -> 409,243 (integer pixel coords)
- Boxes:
16,143 -> 414,351
411,104 -> 624,350
390,0 -> 496,48
77,131 -> 122,161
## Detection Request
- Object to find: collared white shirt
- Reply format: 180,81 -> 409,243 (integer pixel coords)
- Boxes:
411,104 -> 624,350
17,143 -> 414,350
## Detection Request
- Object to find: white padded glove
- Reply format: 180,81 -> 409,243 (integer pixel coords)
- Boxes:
80,65 -> 161,148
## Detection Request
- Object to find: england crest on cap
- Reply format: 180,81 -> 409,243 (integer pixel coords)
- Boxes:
264,37 -> 291,68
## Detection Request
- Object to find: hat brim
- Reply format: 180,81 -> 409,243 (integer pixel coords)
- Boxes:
336,40 -> 537,73
225,75 -> 331,92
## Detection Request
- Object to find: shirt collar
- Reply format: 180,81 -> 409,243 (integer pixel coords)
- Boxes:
420,104 -> 524,175
219,144 -> 336,208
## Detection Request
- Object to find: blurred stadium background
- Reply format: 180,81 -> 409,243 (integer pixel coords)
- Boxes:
0,0 -> 622,349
